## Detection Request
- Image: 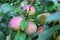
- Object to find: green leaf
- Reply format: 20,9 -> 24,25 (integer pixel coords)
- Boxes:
8,11 -> 18,17
14,7 -> 26,15
14,31 -> 27,40
0,15 -> 3,21
0,31 -> 4,40
14,0 -> 23,5
38,24 -> 60,40
20,20 -> 29,31
28,33 -> 38,40
0,0 -> 17,3
6,34 -> 11,40
14,7 -> 23,13
45,1 -> 57,12
1,3 -> 15,13
57,3 -> 60,11
50,0 -> 58,4
45,12 -> 60,24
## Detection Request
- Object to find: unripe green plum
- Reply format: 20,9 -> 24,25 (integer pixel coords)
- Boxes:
37,26 -> 43,35
37,13 -> 50,25
25,22 -> 37,35
56,35 -> 60,40
23,5 -> 35,15
8,17 -> 22,31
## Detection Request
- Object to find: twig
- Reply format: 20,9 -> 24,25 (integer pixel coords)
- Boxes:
25,0 -> 33,19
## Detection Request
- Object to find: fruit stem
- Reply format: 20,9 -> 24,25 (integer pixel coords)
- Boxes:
25,0 -> 33,20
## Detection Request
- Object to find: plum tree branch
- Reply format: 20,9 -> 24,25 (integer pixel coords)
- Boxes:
25,0 -> 33,19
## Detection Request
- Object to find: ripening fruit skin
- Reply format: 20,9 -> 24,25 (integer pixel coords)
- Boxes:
56,35 -> 60,40
8,17 -> 22,31
37,26 -> 43,35
37,13 -> 50,25
23,5 -> 35,15
25,22 -> 37,35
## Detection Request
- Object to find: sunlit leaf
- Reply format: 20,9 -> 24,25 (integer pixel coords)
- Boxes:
20,20 -> 29,31
14,31 -> 27,40
45,12 -> 60,24
38,25 -> 60,40
6,34 -> 11,40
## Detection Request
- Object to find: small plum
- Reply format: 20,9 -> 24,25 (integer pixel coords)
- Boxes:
25,21 -> 37,35
37,13 -> 50,25
23,5 -> 35,15
37,26 -> 44,35
8,17 -> 22,31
